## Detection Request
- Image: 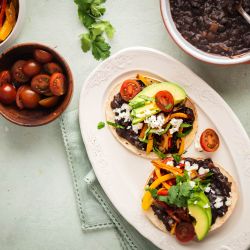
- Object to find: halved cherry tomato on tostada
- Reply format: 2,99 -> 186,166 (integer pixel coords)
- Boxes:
120,79 -> 141,102
200,128 -> 220,152
155,90 -> 174,112
175,222 -> 195,243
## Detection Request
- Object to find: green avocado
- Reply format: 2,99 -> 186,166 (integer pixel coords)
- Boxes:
190,192 -> 212,226
129,82 -> 187,108
129,82 -> 187,124
188,204 -> 210,241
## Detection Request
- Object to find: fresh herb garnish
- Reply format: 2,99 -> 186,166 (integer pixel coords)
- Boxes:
180,123 -> 192,128
74,0 -> 115,60
177,127 -> 193,138
107,121 -> 125,129
139,126 -> 151,143
173,153 -> 181,163
97,121 -> 105,129
153,147 -> 166,159
145,187 -> 158,198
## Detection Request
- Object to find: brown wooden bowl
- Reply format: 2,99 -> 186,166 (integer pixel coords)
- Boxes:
0,43 -> 73,126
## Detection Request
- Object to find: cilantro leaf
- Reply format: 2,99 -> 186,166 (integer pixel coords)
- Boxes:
90,21 -> 115,40
90,3 -> 106,17
107,121 -> 124,129
78,9 -> 95,28
92,35 -> 111,60
81,33 -> 92,52
177,127 -> 193,138
173,154 -> 181,163
97,121 -> 105,129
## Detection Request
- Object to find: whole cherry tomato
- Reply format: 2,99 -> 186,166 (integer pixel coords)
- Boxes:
43,62 -> 62,75
22,60 -> 41,77
16,86 -> 41,109
49,72 -> 66,96
0,83 -> 16,104
34,49 -> 53,63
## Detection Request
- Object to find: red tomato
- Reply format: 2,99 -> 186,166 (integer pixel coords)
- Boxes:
166,179 -> 176,186
175,222 -> 195,243
34,49 -> 53,63
22,60 -> 41,77
120,80 -> 141,102
43,62 -> 63,75
0,70 -> 11,85
157,189 -> 168,196
200,128 -> 220,152
155,90 -> 174,112
0,83 -> 16,104
49,73 -> 66,96
39,96 -> 59,108
11,60 -> 29,83
31,74 -> 51,96
19,86 -> 41,109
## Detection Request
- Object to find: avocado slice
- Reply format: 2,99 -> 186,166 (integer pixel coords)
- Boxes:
129,82 -> 187,108
189,192 -> 212,226
188,204 -> 210,241
129,82 -> 187,124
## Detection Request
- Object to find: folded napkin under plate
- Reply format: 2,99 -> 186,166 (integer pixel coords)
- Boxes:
60,110 -> 158,250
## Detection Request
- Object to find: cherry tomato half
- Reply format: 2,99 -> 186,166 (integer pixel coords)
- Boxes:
43,62 -> 62,75
155,90 -> 174,112
49,72 -> 66,96
16,86 -> 41,109
157,189 -> 168,196
22,60 -> 41,77
0,83 -> 16,104
175,222 -> 195,243
31,74 -> 52,96
34,49 -> 53,63
120,80 -> 141,102
39,96 -> 59,108
200,128 -> 220,152
0,70 -> 11,85
11,60 -> 29,83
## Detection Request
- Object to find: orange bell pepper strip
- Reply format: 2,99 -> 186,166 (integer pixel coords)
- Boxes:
152,160 -> 183,176
139,124 -> 148,139
170,222 -> 177,235
155,168 -> 171,190
146,134 -> 153,154
170,113 -> 188,119
142,173 -> 175,211
178,138 -> 185,155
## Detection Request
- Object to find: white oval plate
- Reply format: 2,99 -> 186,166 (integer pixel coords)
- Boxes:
79,47 -> 250,250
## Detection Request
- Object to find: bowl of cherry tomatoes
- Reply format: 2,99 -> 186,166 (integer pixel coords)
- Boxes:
0,43 -> 73,126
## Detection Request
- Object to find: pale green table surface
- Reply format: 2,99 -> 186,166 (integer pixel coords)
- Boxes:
0,1 -> 249,250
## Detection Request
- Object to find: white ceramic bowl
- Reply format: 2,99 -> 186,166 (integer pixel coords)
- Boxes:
0,0 -> 26,52
160,0 -> 250,65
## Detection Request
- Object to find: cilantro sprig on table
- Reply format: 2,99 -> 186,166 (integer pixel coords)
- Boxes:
74,0 -> 115,60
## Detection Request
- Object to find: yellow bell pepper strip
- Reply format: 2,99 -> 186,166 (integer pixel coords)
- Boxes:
170,113 -> 188,119
155,168 -> 171,189
146,134 -> 153,154
142,173 -> 175,210
152,160 -> 183,176
136,73 -> 160,86
170,222 -> 177,235
0,0 -> 7,27
159,133 -> 169,151
178,138 -> 185,155
139,124 -> 148,139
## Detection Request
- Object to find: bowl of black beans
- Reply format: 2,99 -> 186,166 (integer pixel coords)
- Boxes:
160,0 -> 250,65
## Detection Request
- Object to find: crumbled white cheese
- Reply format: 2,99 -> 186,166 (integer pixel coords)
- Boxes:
225,197 -> 232,207
185,163 -> 199,172
194,133 -> 203,152
113,103 -> 132,122
176,165 -> 180,169
168,218 -> 174,225
211,189 -> 215,194
166,161 -> 174,166
194,201 -> 198,205
198,167 -> 209,175
145,114 -> 165,129
169,118 -> 183,135
203,203 -> 210,208
127,126 -> 131,130
205,186 -> 211,193
189,181 -> 195,188
214,197 -> 224,209
180,160 -> 185,164
131,123 -> 143,134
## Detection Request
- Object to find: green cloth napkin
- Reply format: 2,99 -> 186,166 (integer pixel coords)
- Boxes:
60,110 -> 158,250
